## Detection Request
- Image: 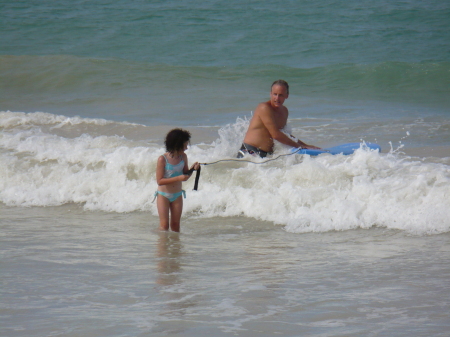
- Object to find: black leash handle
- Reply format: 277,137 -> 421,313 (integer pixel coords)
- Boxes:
193,166 -> 201,191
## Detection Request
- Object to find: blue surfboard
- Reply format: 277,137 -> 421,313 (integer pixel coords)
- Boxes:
291,142 -> 381,156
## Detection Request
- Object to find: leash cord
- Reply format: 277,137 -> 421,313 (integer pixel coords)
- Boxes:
192,148 -> 315,190
200,148 -> 302,166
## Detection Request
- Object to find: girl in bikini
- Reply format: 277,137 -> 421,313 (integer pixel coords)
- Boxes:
155,128 -> 199,232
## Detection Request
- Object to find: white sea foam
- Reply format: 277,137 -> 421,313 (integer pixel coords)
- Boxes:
1,112 -> 449,235
0,110 -> 138,128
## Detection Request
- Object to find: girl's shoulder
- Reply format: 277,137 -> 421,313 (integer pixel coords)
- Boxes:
157,154 -> 168,164
181,153 -> 188,163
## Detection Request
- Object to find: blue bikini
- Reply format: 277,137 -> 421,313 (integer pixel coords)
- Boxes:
154,154 -> 186,203
155,190 -> 186,203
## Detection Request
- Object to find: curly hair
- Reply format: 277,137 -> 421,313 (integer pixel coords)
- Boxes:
164,128 -> 191,153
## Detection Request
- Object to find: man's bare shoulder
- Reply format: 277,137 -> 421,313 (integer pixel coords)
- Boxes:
254,101 -> 274,116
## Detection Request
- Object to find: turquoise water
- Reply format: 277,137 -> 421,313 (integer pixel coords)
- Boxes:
1,1 -> 450,336
2,0 -> 449,66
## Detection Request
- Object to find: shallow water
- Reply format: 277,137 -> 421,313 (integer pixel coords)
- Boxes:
2,204 -> 450,336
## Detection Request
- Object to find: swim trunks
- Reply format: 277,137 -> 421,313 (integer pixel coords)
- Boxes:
237,143 -> 273,158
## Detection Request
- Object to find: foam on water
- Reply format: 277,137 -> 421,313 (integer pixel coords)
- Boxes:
1,111 -> 449,235
189,148 -> 450,235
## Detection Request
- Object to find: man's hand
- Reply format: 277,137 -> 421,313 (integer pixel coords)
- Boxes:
297,141 -> 321,150
303,144 -> 321,150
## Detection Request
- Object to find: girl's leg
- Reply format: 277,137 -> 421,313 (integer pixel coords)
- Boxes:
156,194 -> 171,231
169,196 -> 183,232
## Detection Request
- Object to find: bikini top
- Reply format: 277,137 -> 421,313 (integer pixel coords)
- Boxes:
163,154 -> 185,178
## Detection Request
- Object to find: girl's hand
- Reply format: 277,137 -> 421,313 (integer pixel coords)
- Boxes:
186,162 -> 200,176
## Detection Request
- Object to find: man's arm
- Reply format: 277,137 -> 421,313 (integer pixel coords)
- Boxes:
259,106 -> 320,149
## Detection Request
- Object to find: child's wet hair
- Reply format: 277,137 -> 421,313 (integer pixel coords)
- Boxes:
165,128 -> 191,153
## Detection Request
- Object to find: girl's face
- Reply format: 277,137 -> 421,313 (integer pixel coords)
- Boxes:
182,141 -> 189,152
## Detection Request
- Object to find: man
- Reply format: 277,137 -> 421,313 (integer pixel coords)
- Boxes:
237,80 -> 320,158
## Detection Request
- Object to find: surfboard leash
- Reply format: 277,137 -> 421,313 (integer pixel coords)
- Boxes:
192,148 -> 303,190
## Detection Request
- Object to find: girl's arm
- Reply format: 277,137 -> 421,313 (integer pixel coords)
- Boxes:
182,153 -> 190,175
156,155 -> 189,186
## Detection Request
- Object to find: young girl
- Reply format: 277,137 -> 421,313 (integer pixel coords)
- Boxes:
155,128 -> 199,232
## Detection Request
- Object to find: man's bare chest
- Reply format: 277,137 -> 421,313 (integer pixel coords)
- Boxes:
274,111 -> 288,129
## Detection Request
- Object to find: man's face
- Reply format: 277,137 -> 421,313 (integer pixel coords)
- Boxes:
270,84 -> 289,108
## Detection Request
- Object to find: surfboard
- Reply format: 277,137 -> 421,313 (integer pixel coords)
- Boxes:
291,142 -> 381,156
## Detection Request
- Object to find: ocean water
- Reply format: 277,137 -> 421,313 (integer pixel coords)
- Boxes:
1,1 -> 450,336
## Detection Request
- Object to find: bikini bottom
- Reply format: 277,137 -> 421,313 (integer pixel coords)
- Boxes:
154,190 -> 186,203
